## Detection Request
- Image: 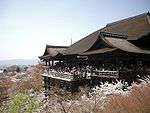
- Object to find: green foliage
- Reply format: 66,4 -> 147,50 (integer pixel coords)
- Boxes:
4,93 -> 41,113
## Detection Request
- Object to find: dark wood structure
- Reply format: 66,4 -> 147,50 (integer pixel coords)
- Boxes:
39,12 -> 150,92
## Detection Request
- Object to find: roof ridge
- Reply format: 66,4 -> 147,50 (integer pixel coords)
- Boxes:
106,12 -> 149,27
46,45 -> 68,48
100,31 -> 128,39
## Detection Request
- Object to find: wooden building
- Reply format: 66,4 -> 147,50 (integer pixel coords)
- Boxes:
39,12 -> 150,92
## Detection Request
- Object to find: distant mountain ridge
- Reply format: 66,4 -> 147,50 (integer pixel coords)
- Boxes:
0,59 -> 39,67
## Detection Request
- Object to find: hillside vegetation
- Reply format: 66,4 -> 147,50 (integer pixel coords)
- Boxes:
97,79 -> 150,113
0,64 -> 150,113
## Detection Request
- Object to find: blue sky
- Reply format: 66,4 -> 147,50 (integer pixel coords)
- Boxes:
0,0 -> 149,60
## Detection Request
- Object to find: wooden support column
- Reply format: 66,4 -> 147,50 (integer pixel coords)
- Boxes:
115,58 -> 119,78
52,60 -> 54,68
62,61 -> 64,69
45,60 -> 48,66
48,59 -> 51,67
59,60 -> 61,69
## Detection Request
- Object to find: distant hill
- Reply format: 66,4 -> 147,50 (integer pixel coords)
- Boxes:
0,59 -> 39,68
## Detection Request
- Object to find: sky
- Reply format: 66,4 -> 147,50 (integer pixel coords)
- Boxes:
0,0 -> 149,60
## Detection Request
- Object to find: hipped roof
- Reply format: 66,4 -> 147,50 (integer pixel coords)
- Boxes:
80,48 -> 116,55
40,12 -> 150,59
102,12 -> 150,40
64,29 -> 101,55
80,36 -> 150,55
102,37 -> 150,54
39,45 -> 68,59
64,12 -> 150,55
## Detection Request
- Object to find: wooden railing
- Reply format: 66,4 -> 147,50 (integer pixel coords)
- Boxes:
92,70 -> 119,78
43,70 -> 86,81
119,70 -> 144,79
46,71 -> 73,79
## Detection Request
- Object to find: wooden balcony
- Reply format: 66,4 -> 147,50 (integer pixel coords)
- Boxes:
42,70 -> 87,82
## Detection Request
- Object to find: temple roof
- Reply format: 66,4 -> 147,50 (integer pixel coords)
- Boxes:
102,12 -> 150,40
40,12 -> 150,59
80,36 -> 150,55
80,48 -> 116,55
39,45 -> 68,59
64,12 -> 150,55
64,29 -> 101,55
102,37 -> 150,54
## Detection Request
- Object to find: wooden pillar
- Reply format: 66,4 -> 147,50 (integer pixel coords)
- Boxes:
52,60 -> 54,68
62,61 -> 64,69
48,59 -> 51,67
48,59 -> 51,66
45,60 -> 48,66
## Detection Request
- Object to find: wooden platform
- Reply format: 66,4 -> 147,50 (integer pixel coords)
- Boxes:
42,69 -> 144,93
42,72 -> 90,93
